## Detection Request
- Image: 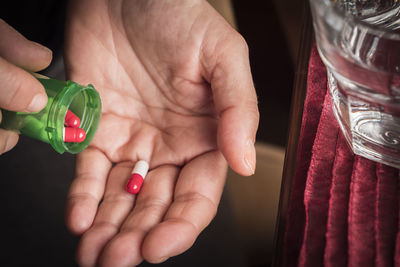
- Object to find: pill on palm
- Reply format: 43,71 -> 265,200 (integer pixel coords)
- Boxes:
126,160 -> 149,194
64,110 -> 80,128
63,127 -> 86,143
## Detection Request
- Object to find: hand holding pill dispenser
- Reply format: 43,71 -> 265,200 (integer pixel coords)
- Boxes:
0,74 -> 102,154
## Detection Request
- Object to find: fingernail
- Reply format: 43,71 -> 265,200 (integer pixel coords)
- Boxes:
26,93 -> 47,113
244,139 -> 256,175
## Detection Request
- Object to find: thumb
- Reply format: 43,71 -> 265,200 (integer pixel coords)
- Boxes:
204,32 -> 259,176
0,57 -> 48,113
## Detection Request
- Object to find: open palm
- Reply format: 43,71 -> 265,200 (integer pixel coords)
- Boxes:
64,0 -> 258,266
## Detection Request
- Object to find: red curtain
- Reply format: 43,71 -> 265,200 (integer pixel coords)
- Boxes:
282,46 -> 400,267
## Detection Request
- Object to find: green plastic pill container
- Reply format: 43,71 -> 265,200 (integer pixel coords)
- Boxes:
0,74 -> 102,154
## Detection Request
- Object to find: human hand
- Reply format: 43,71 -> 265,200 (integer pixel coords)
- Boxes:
0,19 -> 52,154
64,0 -> 259,266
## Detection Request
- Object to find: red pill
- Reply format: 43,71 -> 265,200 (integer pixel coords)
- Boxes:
63,127 -> 86,143
126,173 -> 144,194
126,160 -> 149,194
65,110 -> 80,128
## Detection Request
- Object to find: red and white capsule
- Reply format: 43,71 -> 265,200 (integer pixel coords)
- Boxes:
126,160 -> 149,194
64,110 -> 80,128
63,127 -> 86,143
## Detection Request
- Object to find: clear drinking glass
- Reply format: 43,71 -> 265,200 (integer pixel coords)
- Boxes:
309,0 -> 400,168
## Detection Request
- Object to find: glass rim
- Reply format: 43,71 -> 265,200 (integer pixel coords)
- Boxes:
314,0 -> 400,40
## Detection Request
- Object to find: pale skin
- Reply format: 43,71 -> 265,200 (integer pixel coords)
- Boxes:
0,19 -> 52,153
0,0 -> 259,266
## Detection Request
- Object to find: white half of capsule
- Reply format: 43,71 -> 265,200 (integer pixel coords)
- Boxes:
132,160 -> 149,179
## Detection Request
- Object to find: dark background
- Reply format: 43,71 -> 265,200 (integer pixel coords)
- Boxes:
0,1 -> 296,266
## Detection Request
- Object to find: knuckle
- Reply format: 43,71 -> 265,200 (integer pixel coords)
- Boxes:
0,73 -> 30,111
6,80 -> 25,109
231,32 -> 249,54
0,59 -> 37,111
135,197 -> 170,214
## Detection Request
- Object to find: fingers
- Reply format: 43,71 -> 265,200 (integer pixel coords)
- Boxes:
96,165 -> 178,267
76,152 -> 226,266
0,19 -> 51,113
76,161 -> 135,267
0,109 -> 18,153
203,32 -> 259,176
65,148 -> 112,235
0,19 -> 52,71
141,151 -> 227,263
0,20 -> 51,154
0,128 -> 18,155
